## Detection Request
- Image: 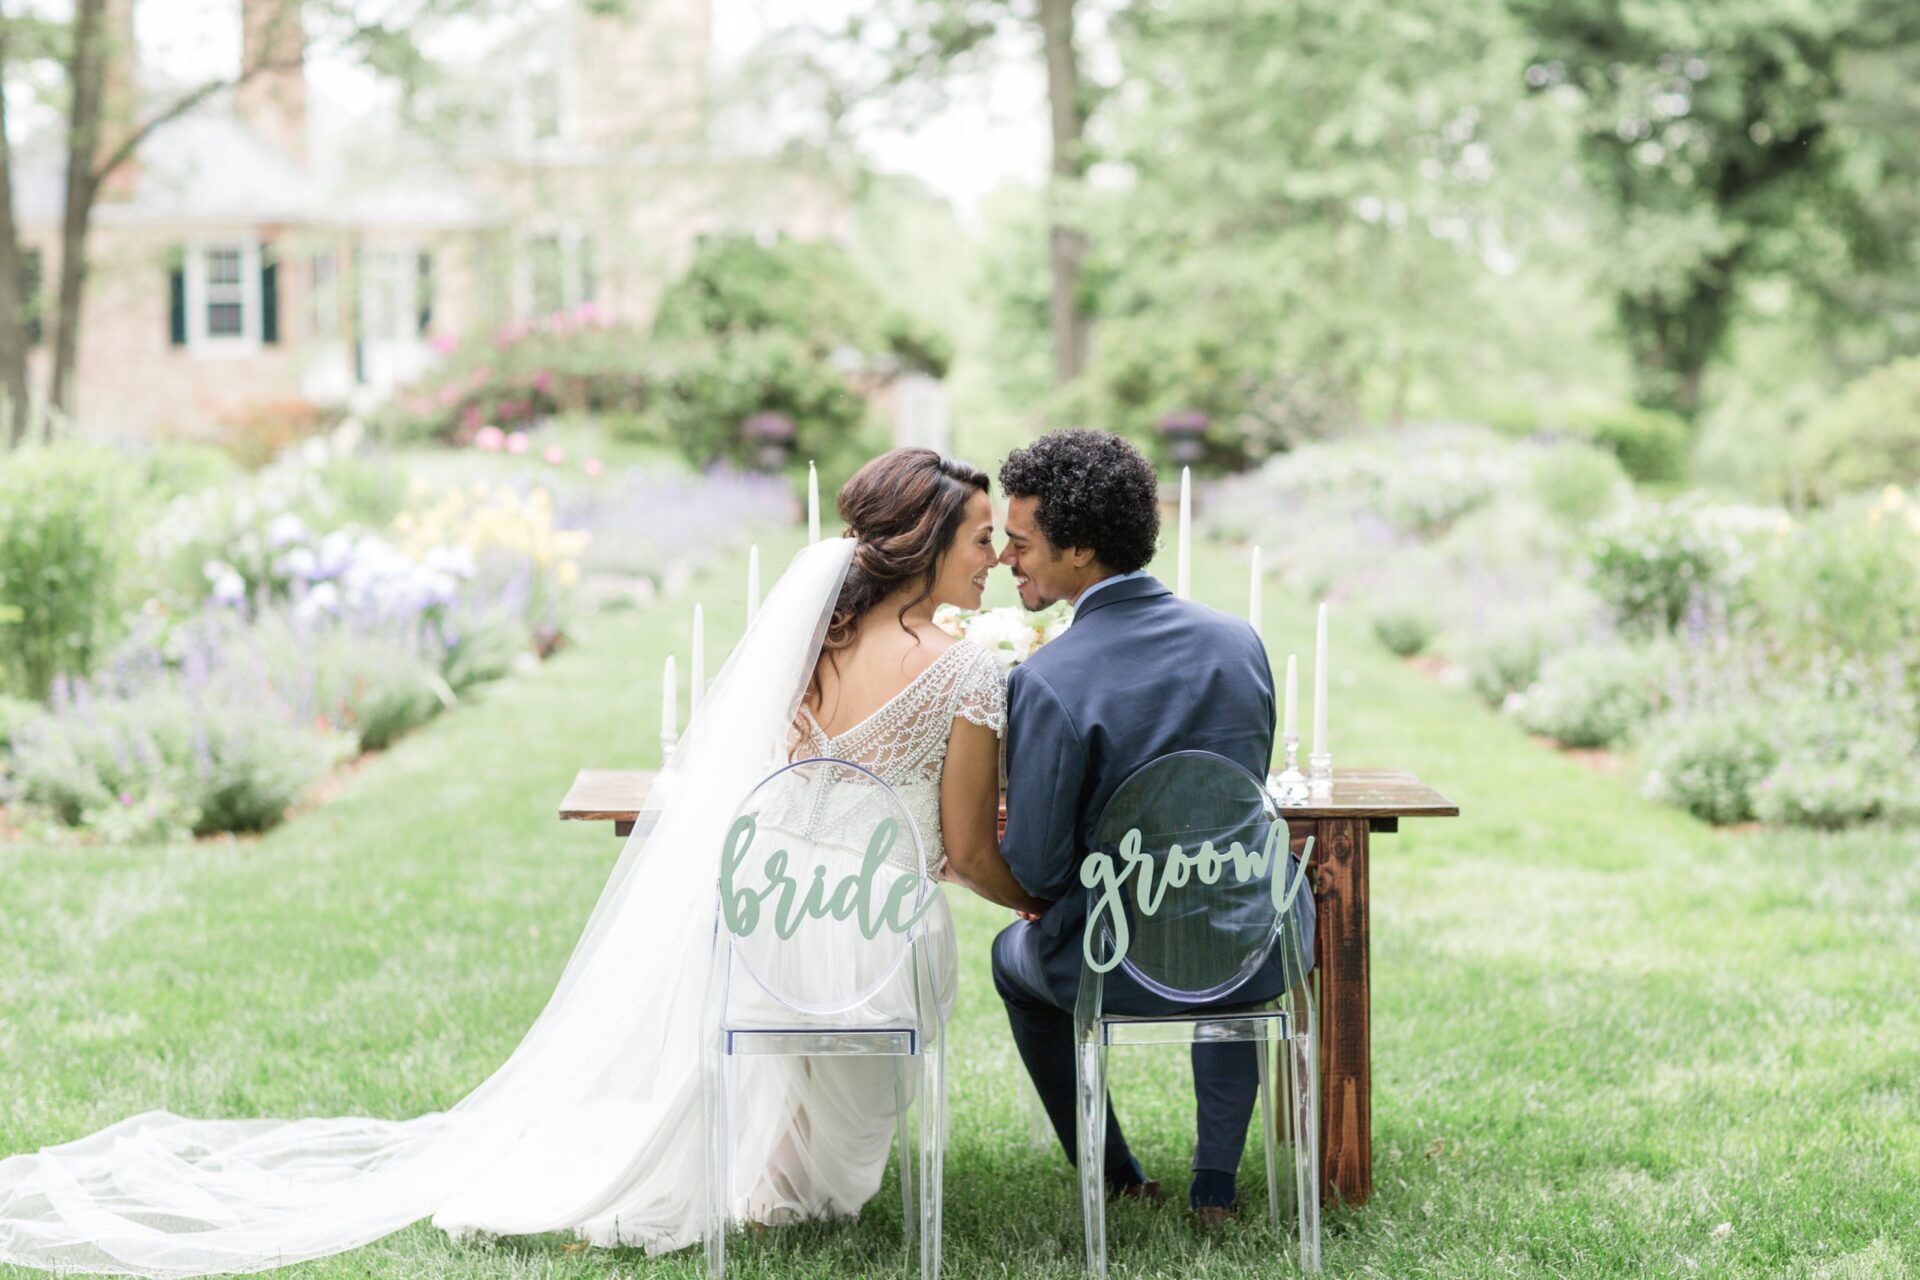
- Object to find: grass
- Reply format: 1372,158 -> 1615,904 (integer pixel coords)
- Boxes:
3,530 -> 1917,1278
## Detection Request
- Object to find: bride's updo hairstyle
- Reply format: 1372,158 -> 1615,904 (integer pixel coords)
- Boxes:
823,448 -> 989,655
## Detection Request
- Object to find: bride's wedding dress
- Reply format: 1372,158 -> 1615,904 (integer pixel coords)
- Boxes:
0,538 -> 1004,1277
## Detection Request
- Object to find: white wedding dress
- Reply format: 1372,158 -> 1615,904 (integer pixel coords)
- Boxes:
0,538 -> 1006,1277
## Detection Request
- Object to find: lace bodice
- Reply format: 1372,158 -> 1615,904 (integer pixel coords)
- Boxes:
786,639 -> 1007,874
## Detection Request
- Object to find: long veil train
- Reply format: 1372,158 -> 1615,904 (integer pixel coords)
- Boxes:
0,539 -> 860,1277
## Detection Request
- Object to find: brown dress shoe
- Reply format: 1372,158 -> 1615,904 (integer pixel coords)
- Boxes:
1186,1204 -> 1241,1231
1105,1176 -> 1165,1205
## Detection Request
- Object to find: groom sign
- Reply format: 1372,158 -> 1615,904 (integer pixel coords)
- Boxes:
992,431 -> 1317,1220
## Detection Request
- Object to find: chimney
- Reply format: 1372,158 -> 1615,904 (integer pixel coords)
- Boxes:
237,0 -> 307,165
97,0 -> 139,202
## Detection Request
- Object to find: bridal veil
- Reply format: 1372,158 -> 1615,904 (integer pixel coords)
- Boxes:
0,538 -> 859,1277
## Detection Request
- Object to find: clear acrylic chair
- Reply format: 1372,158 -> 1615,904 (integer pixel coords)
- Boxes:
1073,749 -> 1321,1275
701,756 -> 947,1280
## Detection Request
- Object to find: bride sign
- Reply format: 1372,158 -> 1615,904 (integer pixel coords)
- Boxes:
719,814 -> 936,941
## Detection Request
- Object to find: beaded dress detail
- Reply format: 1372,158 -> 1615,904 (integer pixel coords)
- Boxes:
788,638 -> 1007,876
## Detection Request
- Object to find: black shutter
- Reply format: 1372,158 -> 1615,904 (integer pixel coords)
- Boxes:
416,251 -> 433,335
21,249 -> 42,346
260,245 -> 279,345
168,254 -> 187,346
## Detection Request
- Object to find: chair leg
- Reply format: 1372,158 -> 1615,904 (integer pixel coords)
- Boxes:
920,1040 -> 945,1280
1290,1024 -> 1321,1272
1074,1019 -> 1108,1280
1257,1018 -> 1281,1228
894,1055 -> 917,1256
702,1043 -> 731,1279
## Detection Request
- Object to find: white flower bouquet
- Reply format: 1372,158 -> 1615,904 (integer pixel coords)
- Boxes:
933,600 -> 1073,669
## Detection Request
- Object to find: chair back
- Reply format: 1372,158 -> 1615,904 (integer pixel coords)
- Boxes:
714,756 -> 937,1018
1085,749 -> 1311,1004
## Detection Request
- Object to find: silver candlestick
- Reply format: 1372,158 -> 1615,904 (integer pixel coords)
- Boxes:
1308,749 -> 1333,798
1270,731 -> 1310,807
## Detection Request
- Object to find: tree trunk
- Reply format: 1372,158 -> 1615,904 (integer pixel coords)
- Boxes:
1037,0 -> 1089,385
0,26 -> 32,448
47,0 -> 109,434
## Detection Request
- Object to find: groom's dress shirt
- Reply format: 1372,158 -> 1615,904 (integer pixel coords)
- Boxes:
1071,568 -> 1150,610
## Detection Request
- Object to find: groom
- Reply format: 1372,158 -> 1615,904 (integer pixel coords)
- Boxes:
991,429 -> 1315,1223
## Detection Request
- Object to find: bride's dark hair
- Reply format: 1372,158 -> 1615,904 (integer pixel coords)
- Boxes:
822,448 -> 989,659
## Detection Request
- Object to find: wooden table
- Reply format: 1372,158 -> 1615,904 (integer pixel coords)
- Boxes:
559,764 -> 1457,1207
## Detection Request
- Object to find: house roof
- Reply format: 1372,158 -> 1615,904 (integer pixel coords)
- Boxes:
14,86 -> 499,232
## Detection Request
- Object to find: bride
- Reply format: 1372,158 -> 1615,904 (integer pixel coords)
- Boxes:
0,448 -> 1048,1276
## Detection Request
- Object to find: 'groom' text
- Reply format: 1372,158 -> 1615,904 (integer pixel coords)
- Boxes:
720,815 -> 935,940
1081,823 -> 1314,972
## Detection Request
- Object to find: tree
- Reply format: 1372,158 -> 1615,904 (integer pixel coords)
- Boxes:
0,0 -> 503,446
790,0 -> 1104,386
1508,0 -> 1920,420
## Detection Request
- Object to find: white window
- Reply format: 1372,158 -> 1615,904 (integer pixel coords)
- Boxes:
516,228 -> 597,319
529,69 -> 562,141
311,252 -> 338,338
185,241 -> 262,353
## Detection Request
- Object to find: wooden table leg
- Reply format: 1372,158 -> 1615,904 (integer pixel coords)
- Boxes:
1311,816 -> 1371,1206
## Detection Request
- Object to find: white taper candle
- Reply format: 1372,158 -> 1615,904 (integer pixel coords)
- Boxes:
807,462 -> 820,545
746,544 -> 760,626
1312,601 -> 1329,757
1176,467 -> 1192,599
1249,545 -> 1263,641
1284,653 -> 1298,739
690,604 -> 705,721
661,654 -> 677,743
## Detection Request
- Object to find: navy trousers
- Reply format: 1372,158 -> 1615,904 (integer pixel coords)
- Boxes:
990,922 -> 1260,1180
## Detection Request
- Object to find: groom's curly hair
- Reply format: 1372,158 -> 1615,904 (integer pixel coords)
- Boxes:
999,430 -> 1159,574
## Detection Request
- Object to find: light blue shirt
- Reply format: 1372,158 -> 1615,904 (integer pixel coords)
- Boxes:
1072,568 -> 1151,609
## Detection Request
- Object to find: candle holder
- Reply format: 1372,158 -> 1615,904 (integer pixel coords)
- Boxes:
660,730 -> 679,763
1308,750 -> 1333,798
1269,732 -> 1310,807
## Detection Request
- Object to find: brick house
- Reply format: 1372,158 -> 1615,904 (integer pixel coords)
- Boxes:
11,0 -> 851,437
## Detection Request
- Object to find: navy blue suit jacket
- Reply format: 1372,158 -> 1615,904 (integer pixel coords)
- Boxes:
1000,574 -> 1314,1013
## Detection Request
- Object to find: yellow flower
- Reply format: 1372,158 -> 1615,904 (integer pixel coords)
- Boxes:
393,511 -> 416,534
1867,507 -> 1883,525
555,561 -> 580,586
1882,484 -> 1905,510
1774,515 -> 1794,536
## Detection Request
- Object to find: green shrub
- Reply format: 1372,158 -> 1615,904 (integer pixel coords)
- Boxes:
1371,604 -> 1438,657
1510,642 -> 1670,749
1586,500 -> 1739,635
290,625 -> 450,752
0,446 -> 140,699
652,235 -> 951,378
1745,495 -> 1920,675
1461,625 -> 1552,707
1641,703 -> 1778,825
136,441 -> 242,499
648,332 -> 882,472
1549,403 -> 1690,485
0,693 -> 42,752
1753,697 -> 1920,829
1531,442 -> 1630,529
373,317 -> 655,444
1792,356 -> 1920,500
11,687 -> 347,835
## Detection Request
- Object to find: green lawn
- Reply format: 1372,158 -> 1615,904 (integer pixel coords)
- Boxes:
3,532 -> 1916,1279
